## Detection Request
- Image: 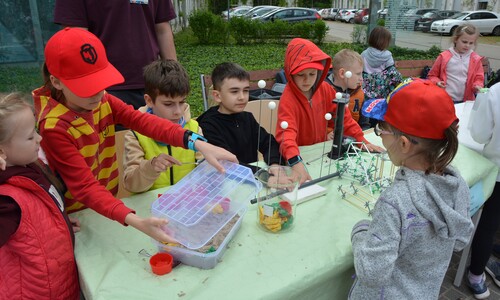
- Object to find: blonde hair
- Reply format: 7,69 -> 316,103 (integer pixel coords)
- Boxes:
452,23 -> 479,46
0,93 -> 32,144
333,49 -> 363,72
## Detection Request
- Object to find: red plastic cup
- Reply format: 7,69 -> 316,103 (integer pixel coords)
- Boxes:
149,253 -> 173,275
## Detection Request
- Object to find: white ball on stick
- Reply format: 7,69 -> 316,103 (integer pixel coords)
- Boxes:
345,71 -> 352,78
325,113 -> 332,120
280,121 -> 289,129
258,80 -> 266,89
335,92 -> 343,99
268,101 -> 277,110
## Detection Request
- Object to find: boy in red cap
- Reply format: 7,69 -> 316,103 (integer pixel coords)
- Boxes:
32,28 -> 237,244
350,78 -> 474,299
276,38 -> 383,183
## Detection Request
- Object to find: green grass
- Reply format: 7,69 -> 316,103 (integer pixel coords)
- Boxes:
0,29 -> 439,117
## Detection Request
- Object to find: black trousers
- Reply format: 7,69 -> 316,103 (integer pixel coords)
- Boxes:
470,181 -> 500,275
107,89 -> 145,131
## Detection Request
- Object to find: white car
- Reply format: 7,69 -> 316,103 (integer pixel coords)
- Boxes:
430,10 -> 500,35
339,9 -> 357,23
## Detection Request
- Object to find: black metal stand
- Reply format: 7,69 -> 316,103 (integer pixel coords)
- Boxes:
327,93 -> 350,160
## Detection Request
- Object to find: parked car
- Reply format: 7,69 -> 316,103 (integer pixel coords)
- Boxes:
323,8 -> 339,20
401,8 -> 438,30
254,7 -> 321,23
339,9 -> 357,23
430,10 -> 500,36
417,10 -> 460,32
362,14 -> 369,24
334,9 -> 347,21
378,8 -> 388,19
354,8 -> 370,24
222,6 -> 252,20
244,6 -> 279,18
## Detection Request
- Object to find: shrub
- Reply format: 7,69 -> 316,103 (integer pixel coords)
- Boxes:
189,10 -> 228,45
377,18 -> 385,27
351,25 -> 367,44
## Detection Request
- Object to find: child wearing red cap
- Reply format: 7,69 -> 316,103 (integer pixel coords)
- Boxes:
428,23 -> 484,102
276,38 -> 383,184
350,79 -> 474,299
32,28 -> 237,243
0,94 -> 79,299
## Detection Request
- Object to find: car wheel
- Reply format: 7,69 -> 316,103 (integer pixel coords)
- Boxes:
450,25 -> 458,36
349,18 -> 354,24
493,26 -> 500,36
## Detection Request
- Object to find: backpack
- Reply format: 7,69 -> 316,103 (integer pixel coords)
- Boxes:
487,69 -> 500,88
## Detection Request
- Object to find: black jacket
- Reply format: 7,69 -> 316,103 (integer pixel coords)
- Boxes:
197,106 -> 282,173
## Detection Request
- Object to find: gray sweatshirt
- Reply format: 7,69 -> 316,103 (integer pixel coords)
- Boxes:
349,166 -> 474,300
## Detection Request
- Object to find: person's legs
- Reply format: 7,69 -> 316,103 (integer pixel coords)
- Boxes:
107,89 -> 145,131
470,182 -> 500,276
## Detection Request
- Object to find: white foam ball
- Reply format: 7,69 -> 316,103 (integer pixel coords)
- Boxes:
280,121 -> 288,129
345,71 -> 352,78
335,92 -> 343,99
325,113 -> 332,120
268,101 -> 276,110
258,80 -> 266,89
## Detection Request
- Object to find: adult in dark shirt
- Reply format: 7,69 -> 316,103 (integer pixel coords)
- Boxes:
54,0 -> 177,111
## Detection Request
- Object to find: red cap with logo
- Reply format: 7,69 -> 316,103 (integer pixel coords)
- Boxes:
44,27 -> 124,98
362,78 -> 457,139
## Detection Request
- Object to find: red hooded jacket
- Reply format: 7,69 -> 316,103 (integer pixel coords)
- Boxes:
276,38 -> 367,159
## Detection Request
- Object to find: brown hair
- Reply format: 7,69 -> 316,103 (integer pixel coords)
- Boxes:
42,63 -> 66,104
143,59 -> 190,102
452,23 -> 479,46
332,49 -> 363,72
0,93 -> 32,144
368,26 -> 392,50
384,121 -> 459,174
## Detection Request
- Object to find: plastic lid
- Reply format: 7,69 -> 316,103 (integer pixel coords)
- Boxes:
152,160 -> 261,249
150,253 -> 173,275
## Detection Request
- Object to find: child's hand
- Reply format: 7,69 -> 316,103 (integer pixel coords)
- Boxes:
151,153 -> 181,173
292,162 -> 311,185
195,141 -> 238,173
365,143 -> 385,153
0,157 -> 5,170
327,131 -> 334,141
474,85 -> 483,93
125,213 -> 177,244
70,217 -> 81,233
436,81 -> 446,88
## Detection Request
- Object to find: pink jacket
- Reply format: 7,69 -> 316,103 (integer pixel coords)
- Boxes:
428,50 -> 484,101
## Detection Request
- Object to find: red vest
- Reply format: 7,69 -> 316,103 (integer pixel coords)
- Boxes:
0,176 -> 79,300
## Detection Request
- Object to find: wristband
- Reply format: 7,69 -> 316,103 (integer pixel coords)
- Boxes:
287,155 -> 302,167
187,133 -> 207,152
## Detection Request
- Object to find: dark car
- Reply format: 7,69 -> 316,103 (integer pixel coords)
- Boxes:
353,8 -> 370,24
402,8 -> 438,30
417,10 -> 460,32
244,6 -> 279,18
255,7 -> 321,23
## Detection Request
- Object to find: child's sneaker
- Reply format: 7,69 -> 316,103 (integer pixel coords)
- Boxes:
467,272 -> 490,299
485,258 -> 500,288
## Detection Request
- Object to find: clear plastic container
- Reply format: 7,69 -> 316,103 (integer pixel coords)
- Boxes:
151,160 -> 261,249
255,166 -> 300,233
155,209 -> 245,269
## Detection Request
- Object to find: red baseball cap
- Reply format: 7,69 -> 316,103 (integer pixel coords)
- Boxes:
363,78 -> 457,139
44,27 -> 124,98
291,61 -> 324,75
